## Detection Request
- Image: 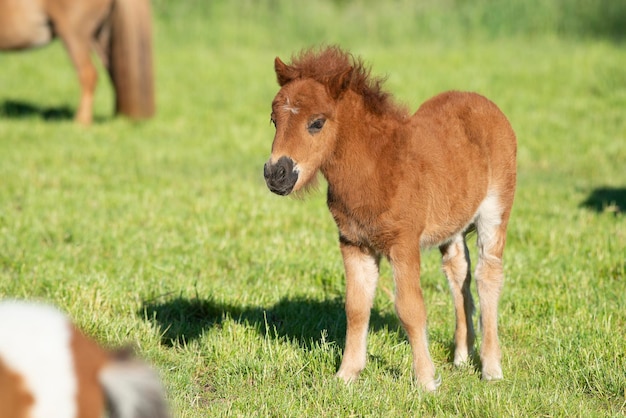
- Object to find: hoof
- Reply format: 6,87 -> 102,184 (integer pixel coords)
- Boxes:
335,369 -> 359,384
419,374 -> 442,393
482,365 -> 503,382
453,349 -> 470,367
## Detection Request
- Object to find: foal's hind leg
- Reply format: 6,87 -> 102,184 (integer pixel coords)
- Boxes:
474,197 -> 511,381
440,234 -> 475,366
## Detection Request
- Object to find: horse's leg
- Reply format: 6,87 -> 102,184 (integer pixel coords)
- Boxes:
58,35 -> 97,125
336,242 -> 379,383
440,234 -> 475,366
474,199 -> 511,381
390,244 -> 439,392
92,23 -> 111,71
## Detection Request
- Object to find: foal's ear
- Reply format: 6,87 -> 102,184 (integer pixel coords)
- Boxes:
327,67 -> 353,100
275,57 -> 297,86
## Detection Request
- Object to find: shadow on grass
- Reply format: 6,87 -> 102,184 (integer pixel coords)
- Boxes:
0,99 -> 73,121
580,187 -> 626,215
139,294 -> 400,350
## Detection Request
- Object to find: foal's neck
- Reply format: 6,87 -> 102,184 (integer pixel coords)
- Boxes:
321,93 -> 403,201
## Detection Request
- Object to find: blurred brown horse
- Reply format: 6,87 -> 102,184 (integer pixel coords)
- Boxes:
0,0 -> 154,124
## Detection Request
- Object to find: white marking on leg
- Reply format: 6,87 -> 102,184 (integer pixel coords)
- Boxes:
474,190 -> 502,260
0,301 -> 77,418
474,190 -> 505,381
336,248 -> 379,382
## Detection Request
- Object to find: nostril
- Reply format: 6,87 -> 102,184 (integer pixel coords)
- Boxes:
263,162 -> 271,179
263,156 -> 297,195
277,166 -> 286,179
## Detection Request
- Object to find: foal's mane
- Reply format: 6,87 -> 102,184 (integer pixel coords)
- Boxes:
285,46 -> 408,119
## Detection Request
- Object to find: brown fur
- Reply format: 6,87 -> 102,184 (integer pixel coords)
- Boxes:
265,46 -> 517,391
0,0 -> 154,124
275,46 -> 408,119
107,0 -> 155,119
0,358 -> 34,418
70,326 -> 110,418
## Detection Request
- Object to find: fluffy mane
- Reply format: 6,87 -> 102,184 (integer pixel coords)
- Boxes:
279,46 -> 409,119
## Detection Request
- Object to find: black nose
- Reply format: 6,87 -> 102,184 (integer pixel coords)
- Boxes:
264,156 -> 298,196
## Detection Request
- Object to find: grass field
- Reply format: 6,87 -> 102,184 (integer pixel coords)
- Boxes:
1,1 -> 625,416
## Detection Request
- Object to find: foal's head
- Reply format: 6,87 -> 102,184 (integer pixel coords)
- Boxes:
263,46 -> 394,196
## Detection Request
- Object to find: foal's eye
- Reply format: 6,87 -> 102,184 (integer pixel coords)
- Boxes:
270,116 -> 276,127
307,118 -> 326,134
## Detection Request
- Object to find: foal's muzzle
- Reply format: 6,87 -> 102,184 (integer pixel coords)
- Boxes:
264,156 -> 298,196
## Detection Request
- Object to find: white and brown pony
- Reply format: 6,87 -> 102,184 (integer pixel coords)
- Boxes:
0,300 -> 169,418
264,46 -> 517,391
0,0 -> 154,124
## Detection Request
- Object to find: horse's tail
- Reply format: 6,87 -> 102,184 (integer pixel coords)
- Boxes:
99,350 -> 169,418
107,0 -> 155,119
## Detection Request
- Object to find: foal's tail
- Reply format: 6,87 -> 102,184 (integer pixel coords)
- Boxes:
99,351 -> 169,418
106,0 -> 155,119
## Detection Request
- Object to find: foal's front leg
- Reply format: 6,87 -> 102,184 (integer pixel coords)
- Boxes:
390,244 -> 439,392
336,242 -> 379,383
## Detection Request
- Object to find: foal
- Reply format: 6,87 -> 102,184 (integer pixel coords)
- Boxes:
264,46 -> 516,391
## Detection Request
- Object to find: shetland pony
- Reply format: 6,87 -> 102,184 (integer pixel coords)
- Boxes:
0,300 -> 169,418
264,46 -> 517,391
0,0 -> 154,124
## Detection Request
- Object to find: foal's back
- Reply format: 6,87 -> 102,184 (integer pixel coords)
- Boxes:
395,91 -> 516,247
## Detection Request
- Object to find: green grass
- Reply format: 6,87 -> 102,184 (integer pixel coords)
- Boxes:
1,1 -> 625,416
